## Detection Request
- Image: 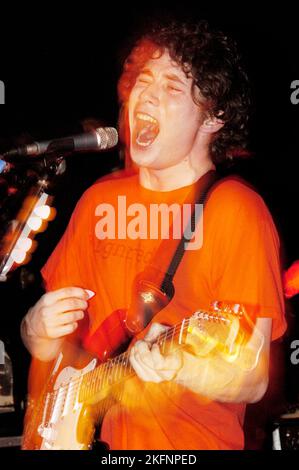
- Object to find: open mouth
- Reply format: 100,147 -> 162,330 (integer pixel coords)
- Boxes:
134,112 -> 160,148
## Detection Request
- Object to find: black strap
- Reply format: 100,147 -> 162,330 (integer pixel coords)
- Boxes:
120,170 -> 220,337
160,170 -> 219,294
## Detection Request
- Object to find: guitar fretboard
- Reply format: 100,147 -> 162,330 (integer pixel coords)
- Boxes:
78,316 -> 195,404
78,306 -> 240,405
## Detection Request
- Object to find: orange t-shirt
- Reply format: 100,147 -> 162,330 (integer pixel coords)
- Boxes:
41,172 -> 286,450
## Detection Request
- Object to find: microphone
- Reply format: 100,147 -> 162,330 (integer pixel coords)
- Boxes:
2,127 -> 118,159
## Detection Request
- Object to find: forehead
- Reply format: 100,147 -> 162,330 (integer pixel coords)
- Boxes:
140,51 -> 190,81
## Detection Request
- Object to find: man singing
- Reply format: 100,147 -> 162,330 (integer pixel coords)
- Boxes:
21,19 -> 286,449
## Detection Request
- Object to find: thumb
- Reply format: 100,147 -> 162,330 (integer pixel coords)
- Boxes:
144,323 -> 169,343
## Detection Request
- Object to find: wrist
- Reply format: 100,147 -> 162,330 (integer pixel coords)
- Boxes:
22,309 -> 41,339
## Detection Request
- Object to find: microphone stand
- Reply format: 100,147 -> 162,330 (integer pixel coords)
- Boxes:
0,151 -> 69,282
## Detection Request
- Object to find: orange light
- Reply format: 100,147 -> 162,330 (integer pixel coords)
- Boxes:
34,205 -> 51,220
16,237 -> 33,252
27,216 -> 42,231
11,248 -> 27,264
284,260 -> 299,298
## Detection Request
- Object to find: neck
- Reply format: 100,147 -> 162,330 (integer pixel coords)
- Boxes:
138,151 -> 215,192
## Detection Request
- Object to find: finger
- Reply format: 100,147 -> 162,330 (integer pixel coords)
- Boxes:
41,287 -> 91,307
129,346 -> 161,382
144,323 -> 169,343
54,310 -> 85,326
151,345 -> 182,380
134,340 -> 170,372
163,350 -> 183,373
134,340 -> 151,354
49,322 -> 78,338
131,341 -> 154,367
159,369 -> 177,381
150,343 -> 165,367
166,352 -> 183,380
43,298 -> 88,316
130,342 -> 178,383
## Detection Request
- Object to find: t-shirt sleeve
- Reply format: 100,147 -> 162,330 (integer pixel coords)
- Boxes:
208,180 -> 287,341
41,186 -> 94,292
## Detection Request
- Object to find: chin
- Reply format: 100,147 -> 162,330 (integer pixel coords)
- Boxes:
130,143 -> 159,168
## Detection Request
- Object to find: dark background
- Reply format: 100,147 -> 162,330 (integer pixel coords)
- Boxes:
0,2 -> 298,449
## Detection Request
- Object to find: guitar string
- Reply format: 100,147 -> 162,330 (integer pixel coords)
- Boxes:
42,311 -> 232,418
43,319 -> 194,417
42,311 -> 233,420
81,310 -> 231,401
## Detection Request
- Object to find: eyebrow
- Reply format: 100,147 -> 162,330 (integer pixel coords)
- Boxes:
139,69 -> 187,86
164,73 -> 187,86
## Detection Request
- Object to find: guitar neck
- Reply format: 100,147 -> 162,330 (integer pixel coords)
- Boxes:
78,316 -> 194,405
78,304 -> 248,406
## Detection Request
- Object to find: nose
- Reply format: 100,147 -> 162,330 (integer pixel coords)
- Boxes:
140,82 -> 160,106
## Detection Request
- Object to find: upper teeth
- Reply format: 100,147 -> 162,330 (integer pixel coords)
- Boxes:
136,113 -> 158,124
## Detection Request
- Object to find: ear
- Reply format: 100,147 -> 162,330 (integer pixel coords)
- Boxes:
200,114 -> 225,135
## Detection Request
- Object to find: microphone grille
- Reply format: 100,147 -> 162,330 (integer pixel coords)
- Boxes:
96,127 -> 118,149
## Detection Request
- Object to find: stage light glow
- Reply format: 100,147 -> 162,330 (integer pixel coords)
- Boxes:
27,216 -> 42,231
16,237 -> 32,252
34,205 -> 51,220
11,248 -> 27,264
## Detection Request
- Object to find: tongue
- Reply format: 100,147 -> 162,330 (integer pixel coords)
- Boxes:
136,122 -> 159,146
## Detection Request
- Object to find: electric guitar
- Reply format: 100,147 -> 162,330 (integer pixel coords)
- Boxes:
21,301 -> 264,450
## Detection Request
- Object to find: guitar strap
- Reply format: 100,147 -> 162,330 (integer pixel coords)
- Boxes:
159,169 -> 220,295
123,169 -> 221,335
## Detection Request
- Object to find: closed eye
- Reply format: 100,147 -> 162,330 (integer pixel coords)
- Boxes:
167,85 -> 183,93
136,76 -> 151,85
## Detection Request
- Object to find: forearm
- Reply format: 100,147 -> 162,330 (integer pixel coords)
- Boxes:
175,350 -> 268,403
21,313 -> 63,362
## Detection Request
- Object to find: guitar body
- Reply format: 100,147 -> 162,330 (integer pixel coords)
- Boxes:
22,342 -> 103,450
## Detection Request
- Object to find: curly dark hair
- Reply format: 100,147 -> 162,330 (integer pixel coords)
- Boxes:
118,19 -> 251,165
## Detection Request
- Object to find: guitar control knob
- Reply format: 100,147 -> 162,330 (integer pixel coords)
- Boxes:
211,300 -> 222,311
